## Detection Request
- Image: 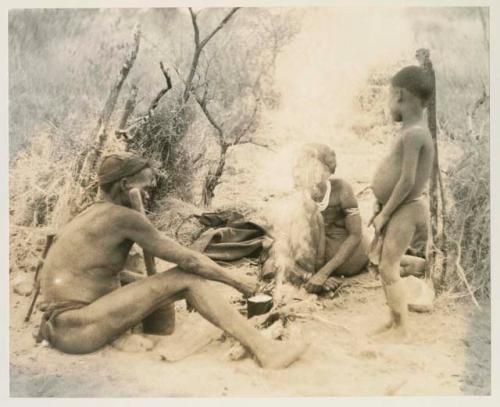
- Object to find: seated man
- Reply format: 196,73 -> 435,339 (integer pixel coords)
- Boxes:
38,152 -> 306,369
275,143 -> 425,294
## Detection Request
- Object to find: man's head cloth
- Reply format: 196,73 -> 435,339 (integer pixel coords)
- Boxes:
391,65 -> 433,104
98,152 -> 151,187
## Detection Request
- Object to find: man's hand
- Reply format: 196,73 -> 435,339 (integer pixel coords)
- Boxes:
238,275 -> 259,298
305,272 -> 328,294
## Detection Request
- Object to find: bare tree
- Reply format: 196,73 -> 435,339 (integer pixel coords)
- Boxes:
189,10 -> 299,206
194,84 -> 263,206
183,8 -> 240,103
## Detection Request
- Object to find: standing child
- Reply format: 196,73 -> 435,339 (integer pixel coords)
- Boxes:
370,66 -> 434,339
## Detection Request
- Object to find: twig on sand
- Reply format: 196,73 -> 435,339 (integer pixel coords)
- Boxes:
384,378 -> 408,396
292,312 -> 353,333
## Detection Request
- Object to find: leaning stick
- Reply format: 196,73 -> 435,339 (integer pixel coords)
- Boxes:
129,188 -> 157,276
451,239 -> 481,310
25,233 -> 56,322
287,312 -> 353,334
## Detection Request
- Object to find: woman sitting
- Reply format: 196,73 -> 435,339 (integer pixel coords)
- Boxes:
264,143 -> 425,295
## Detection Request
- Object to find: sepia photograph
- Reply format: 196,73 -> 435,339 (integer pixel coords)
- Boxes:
5,0 -> 493,398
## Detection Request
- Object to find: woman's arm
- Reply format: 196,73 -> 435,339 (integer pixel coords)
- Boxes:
305,181 -> 363,293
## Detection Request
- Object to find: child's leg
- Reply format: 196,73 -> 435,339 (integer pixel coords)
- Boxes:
377,205 -> 419,337
400,254 -> 425,277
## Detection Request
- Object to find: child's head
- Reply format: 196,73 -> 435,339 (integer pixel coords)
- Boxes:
389,65 -> 433,122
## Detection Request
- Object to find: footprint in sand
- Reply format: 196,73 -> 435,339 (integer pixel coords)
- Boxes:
357,349 -> 379,360
111,333 -> 155,353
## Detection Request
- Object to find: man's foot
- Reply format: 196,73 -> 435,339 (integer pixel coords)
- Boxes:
257,340 -> 309,369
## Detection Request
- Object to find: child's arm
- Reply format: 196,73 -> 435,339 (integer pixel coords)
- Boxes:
374,128 -> 425,233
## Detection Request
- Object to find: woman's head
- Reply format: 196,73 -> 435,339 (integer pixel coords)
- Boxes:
292,143 -> 336,200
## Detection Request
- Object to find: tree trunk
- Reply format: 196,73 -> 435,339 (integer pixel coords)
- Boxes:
202,144 -> 228,207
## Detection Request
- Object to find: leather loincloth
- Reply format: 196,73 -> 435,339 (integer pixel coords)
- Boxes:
36,300 -> 89,344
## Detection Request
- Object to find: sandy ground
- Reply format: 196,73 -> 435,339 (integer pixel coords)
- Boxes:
10,266 -> 490,397
9,129 -> 488,397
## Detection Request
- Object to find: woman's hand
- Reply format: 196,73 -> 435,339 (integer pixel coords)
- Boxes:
305,272 -> 329,294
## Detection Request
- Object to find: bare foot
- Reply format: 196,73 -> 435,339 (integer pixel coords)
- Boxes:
374,325 -> 409,343
257,340 -> 309,369
370,319 -> 394,336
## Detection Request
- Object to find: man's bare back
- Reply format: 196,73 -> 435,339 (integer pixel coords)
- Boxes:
42,202 -> 134,305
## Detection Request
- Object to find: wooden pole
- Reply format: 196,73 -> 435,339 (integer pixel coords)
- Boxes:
416,48 -> 448,287
25,232 -> 56,322
128,188 -> 157,276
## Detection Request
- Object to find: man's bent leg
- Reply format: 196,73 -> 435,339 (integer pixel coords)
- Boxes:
46,268 -> 194,354
184,279 -> 307,368
48,268 -> 307,368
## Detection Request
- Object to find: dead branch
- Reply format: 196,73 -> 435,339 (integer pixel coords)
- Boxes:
238,140 -> 277,153
292,313 -> 353,333
183,8 -> 240,102
76,24 -> 141,187
450,239 -> 481,310
118,85 -> 138,130
232,101 -> 259,146
189,8 -> 200,47
236,140 -> 275,151
147,61 -> 173,114
467,87 -> 488,140
199,8 -> 240,49
116,61 -> 173,143
194,92 -> 225,147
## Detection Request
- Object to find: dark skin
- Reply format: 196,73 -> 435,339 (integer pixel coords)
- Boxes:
370,84 -> 434,338
305,178 -> 367,293
41,167 -> 307,369
301,161 -> 425,295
